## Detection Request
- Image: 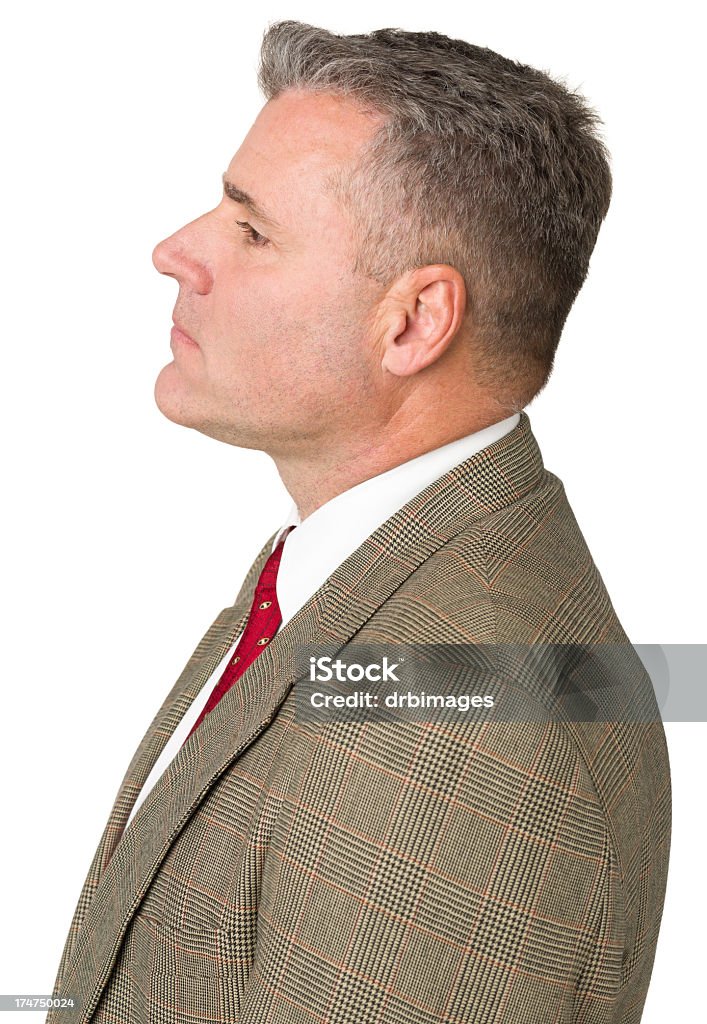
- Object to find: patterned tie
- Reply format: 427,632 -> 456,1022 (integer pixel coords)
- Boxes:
183,525 -> 296,744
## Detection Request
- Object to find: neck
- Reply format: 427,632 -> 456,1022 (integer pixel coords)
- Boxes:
272,399 -> 508,521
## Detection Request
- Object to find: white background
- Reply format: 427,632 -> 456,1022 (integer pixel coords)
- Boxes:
1,1 -> 703,1020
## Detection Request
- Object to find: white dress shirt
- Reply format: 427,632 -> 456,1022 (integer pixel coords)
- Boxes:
125,413 -> 520,827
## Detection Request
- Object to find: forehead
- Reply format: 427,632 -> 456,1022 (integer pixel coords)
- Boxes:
224,90 -> 383,232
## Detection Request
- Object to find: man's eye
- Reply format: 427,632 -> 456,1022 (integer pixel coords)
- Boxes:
236,221 -> 268,247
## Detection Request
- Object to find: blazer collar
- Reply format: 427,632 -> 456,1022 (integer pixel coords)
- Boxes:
273,411 -> 520,627
60,409 -> 544,1019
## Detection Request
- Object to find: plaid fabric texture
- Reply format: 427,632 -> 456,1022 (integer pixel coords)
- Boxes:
47,412 -> 671,1023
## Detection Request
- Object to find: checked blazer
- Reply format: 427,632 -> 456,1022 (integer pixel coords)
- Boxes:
48,411 -> 671,1024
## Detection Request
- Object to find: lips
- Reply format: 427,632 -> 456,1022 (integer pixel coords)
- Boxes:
171,321 -> 199,347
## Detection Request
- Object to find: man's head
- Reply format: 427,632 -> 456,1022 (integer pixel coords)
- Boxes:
153,88 -> 396,459
153,21 -> 611,463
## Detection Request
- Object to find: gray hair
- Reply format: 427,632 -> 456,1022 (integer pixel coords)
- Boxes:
257,21 -> 613,410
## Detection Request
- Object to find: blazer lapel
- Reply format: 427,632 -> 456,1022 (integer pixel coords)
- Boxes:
97,602 -> 251,868
51,535 -> 276,997
59,411 -> 544,1021
96,533 -> 277,873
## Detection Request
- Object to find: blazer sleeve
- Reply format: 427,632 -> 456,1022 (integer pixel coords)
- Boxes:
236,713 -> 624,1024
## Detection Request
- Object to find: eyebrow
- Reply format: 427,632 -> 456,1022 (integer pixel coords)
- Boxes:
221,173 -> 284,233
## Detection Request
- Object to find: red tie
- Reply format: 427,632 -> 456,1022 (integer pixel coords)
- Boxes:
183,525 -> 296,745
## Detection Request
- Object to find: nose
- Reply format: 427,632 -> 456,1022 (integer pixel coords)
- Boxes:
152,218 -> 213,295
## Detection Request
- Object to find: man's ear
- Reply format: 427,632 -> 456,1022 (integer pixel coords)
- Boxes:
381,265 -> 467,377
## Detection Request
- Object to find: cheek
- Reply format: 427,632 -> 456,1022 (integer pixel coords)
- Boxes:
209,266 -> 372,386
213,268 -> 299,335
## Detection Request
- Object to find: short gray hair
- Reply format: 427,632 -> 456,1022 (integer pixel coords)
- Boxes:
257,21 -> 613,410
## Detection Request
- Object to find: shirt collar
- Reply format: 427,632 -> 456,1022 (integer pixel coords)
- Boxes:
272,413 -> 521,627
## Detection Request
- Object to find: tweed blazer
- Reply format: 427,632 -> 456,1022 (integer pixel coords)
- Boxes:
47,411 -> 671,1024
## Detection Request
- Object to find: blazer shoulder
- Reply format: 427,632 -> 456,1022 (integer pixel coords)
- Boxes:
361,467 -> 622,645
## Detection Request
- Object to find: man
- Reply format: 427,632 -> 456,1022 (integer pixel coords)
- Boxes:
48,21 -> 671,1024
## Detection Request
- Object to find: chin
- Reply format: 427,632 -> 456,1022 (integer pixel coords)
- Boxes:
153,367 -> 266,448
153,364 -> 202,429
